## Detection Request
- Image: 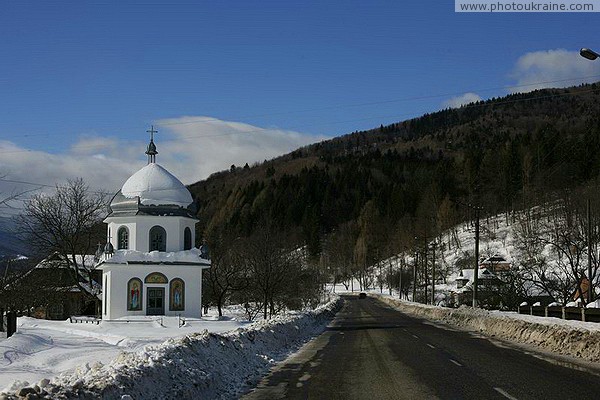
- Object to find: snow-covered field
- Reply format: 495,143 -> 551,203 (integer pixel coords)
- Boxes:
0,298 -> 341,399
0,312 -> 249,395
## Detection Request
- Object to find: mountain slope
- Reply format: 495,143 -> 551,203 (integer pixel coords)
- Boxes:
189,83 -> 600,258
0,216 -> 29,257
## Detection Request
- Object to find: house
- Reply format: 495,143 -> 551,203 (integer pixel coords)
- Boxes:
479,254 -> 511,273
96,129 -> 210,320
9,252 -> 100,320
452,267 -> 504,306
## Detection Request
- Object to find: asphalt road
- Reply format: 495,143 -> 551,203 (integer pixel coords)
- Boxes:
242,295 -> 600,400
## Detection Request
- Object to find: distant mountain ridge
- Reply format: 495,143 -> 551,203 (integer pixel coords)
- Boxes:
0,216 -> 29,257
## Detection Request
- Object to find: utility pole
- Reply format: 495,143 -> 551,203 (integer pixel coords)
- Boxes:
413,244 -> 418,302
431,242 -> 436,306
473,206 -> 481,308
388,260 -> 392,296
588,198 -> 593,304
377,249 -> 383,294
399,256 -> 403,300
423,235 -> 428,304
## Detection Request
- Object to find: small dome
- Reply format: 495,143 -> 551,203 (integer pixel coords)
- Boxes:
146,140 -> 158,156
121,163 -> 193,207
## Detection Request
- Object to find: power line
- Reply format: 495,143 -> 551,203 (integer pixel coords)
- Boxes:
0,178 -> 112,196
0,84 -> 599,157
1,73 -> 599,142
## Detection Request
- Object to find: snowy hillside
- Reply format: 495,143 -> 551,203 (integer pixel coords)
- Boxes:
369,204 -> 599,307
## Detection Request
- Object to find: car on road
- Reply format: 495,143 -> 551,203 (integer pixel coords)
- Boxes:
358,292 -> 367,299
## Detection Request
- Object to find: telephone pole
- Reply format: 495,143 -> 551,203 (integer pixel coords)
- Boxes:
588,198 -> 593,304
473,206 -> 481,307
399,256 -> 403,300
423,236 -> 428,304
413,242 -> 418,302
431,241 -> 436,306
388,260 -> 392,296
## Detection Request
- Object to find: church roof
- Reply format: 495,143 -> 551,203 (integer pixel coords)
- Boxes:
121,163 -> 193,208
98,248 -> 211,267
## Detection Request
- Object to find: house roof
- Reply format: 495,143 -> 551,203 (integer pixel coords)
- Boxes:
453,268 -> 499,293
35,252 -> 96,269
28,252 -> 101,298
480,254 -> 511,264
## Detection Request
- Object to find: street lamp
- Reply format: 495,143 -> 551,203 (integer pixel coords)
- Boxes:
574,51 -> 597,305
580,48 -> 600,61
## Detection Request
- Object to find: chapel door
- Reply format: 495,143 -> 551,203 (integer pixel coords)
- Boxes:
146,287 -> 165,315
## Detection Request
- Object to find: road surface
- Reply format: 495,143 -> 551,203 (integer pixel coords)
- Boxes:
242,295 -> 600,399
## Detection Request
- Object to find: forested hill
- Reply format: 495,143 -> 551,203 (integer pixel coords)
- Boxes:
189,83 -> 600,258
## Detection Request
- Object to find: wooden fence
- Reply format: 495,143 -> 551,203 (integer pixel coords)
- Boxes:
518,305 -> 600,323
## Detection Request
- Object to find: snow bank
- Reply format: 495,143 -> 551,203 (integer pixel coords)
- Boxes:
0,311 -> 252,394
375,294 -> 600,363
4,297 -> 341,400
105,247 -> 210,264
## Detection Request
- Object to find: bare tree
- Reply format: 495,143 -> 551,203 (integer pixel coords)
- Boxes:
514,192 -> 600,305
205,234 -> 249,317
322,222 -> 356,291
14,179 -> 107,306
238,225 -> 316,320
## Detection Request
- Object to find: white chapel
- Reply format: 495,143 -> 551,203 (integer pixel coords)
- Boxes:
97,128 -> 210,320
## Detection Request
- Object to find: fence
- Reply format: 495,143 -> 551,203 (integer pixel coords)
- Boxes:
518,305 -> 600,323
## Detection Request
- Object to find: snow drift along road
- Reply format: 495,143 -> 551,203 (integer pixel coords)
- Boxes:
10,297 -> 341,400
376,295 -> 600,363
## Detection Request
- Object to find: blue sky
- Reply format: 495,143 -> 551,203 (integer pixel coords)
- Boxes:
0,0 -> 599,195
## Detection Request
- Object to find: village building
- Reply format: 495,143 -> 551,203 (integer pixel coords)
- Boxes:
7,252 -> 100,320
479,254 -> 512,273
96,128 -> 210,320
452,267 -> 503,306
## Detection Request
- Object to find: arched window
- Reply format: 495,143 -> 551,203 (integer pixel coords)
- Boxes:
184,227 -> 192,250
149,225 -> 167,252
117,226 -> 129,250
170,278 -> 185,311
127,278 -> 143,311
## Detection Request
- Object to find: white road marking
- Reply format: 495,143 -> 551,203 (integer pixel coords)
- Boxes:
427,344 -> 436,349
411,334 -> 419,339
494,387 -> 518,400
449,359 -> 462,367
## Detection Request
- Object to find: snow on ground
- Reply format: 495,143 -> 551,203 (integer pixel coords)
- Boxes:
0,306 -> 250,395
329,209 -> 585,304
0,297 -> 341,399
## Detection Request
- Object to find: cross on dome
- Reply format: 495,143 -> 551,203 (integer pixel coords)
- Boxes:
145,125 -> 158,164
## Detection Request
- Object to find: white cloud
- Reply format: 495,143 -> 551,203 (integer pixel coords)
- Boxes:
509,49 -> 600,92
443,92 -> 483,109
154,116 -> 329,184
0,118 -> 329,209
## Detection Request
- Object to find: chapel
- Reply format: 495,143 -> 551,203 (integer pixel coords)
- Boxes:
97,127 -> 210,320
